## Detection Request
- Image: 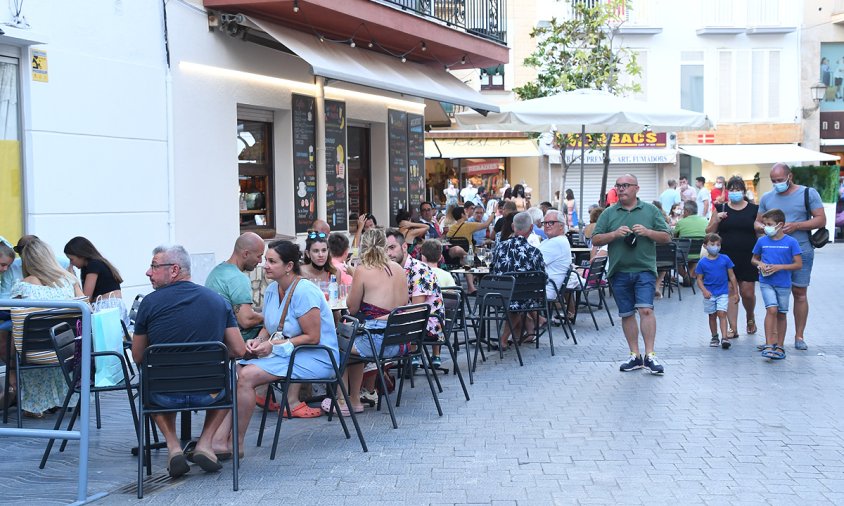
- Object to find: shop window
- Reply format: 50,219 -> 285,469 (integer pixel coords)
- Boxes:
480,65 -> 505,91
237,119 -> 274,233
0,56 -> 22,239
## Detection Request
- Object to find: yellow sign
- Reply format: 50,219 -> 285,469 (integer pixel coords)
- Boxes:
31,49 -> 48,82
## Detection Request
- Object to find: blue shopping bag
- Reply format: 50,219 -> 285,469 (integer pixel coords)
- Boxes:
92,307 -> 125,387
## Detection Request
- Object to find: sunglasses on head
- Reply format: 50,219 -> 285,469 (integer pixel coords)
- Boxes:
307,231 -> 327,239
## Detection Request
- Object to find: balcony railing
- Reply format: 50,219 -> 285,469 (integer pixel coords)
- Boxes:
376,0 -> 507,44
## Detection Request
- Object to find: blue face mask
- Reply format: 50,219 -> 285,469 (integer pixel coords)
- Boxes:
705,245 -> 720,255
773,181 -> 789,193
728,191 -> 744,203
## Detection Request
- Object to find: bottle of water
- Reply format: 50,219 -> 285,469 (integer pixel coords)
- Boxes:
328,274 -> 338,304
465,246 -> 474,268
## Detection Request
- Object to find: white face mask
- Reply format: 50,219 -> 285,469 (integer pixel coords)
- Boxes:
714,183 -> 723,189
763,225 -> 779,237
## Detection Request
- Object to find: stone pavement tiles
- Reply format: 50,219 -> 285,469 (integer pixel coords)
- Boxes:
1,245 -> 843,504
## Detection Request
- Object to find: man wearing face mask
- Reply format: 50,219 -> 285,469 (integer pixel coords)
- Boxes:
706,176 -> 760,339
755,163 -> 826,351
679,177 -> 697,203
592,174 -> 672,375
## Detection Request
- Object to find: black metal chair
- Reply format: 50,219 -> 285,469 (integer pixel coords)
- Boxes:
137,342 -> 239,498
466,275 -> 518,371
39,322 -> 139,469
255,316 -> 368,459
505,271 -> 554,357
347,304 -> 438,429
684,237 -> 705,294
573,256 -> 614,331
422,294 -> 471,401
656,242 -> 680,300
440,287 -> 474,385
673,238 -> 693,297
547,270 -> 577,345
5,308 -> 82,427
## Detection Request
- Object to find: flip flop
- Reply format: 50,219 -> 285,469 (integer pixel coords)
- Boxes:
168,453 -> 190,478
746,319 -> 757,335
191,450 -> 223,473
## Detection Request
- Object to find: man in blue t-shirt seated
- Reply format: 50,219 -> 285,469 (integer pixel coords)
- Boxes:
132,245 -> 246,479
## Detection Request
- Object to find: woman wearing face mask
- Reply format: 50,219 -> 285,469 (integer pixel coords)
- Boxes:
706,176 -> 760,338
668,202 -> 683,228
300,231 -> 338,284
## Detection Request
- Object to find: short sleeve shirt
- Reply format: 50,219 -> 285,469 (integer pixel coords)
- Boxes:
695,254 -> 734,296
758,186 -> 823,251
81,258 -> 121,299
403,256 -> 444,339
135,281 -> 237,346
539,235 -> 573,299
205,262 -> 260,341
696,187 -> 711,218
592,199 -> 670,278
752,235 -> 802,288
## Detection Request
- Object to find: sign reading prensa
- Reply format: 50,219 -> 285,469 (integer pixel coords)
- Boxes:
31,49 -> 48,82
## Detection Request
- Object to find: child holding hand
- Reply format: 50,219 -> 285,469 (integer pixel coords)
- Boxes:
695,233 -> 739,349
751,209 -> 802,360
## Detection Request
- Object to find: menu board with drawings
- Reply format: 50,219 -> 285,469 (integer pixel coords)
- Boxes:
324,99 -> 348,231
292,94 -> 317,233
388,109 -> 408,227
406,113 -> 425,213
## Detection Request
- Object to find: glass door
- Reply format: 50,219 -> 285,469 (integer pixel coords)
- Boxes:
0,56 -> 22,240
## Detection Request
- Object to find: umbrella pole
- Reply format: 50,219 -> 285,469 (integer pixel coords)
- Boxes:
578,125 -> 585,230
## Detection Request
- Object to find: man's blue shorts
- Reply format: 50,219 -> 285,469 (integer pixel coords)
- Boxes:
609,271 -> 656,318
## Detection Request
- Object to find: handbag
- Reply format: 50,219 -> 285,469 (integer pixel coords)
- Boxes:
269,277 -> 300,341
804,187 -> 830,249
92,307 -> 126,387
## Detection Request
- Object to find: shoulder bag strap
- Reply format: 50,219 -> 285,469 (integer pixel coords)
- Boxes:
276,277 -> 301,334
447,221 -> 466,239
803,186 -> 812,220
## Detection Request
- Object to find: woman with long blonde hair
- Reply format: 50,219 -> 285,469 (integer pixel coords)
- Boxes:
11,237 -> 84,418
327,228 -> 407,415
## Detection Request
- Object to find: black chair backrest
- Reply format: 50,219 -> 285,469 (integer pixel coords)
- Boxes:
21,310 -> 82,363
336,316 -> 360,374
129,294 -> 144,325
584,256 -> 608,286
446,236 -> 471,252
440,288 -> 464,335
474,274 -> 516,312
49,322 -> 78,388
141,342 -> 230,408
381,304 -> 430,351
507,271 -> 548,308
655,242 -> 677,264
673,238 -> 691,260
687,237 -> 705,258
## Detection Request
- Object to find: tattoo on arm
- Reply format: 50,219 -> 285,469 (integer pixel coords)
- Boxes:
233,304 -> 241,314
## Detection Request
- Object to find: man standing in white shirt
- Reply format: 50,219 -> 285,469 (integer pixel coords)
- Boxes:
695,176 -> 711,219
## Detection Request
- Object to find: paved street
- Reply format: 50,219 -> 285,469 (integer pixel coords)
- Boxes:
2,244 -> 843,505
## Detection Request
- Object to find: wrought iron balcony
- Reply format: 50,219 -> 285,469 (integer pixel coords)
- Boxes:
376,0 -> 507,44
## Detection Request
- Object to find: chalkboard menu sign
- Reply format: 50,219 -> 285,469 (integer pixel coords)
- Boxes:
406,113 -> 425,212
388,109 -> 408,227
292,94 -> 317,233
324,99 -> 348,231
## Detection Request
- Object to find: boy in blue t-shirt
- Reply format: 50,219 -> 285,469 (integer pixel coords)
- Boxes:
751,209 -> 803,360
695,233 -> 739,349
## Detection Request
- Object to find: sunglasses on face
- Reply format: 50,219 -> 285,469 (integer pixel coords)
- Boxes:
614,183 -> 637,190
307,231 -> 327,239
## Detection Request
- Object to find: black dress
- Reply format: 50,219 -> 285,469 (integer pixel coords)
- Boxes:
715,202 -> 759,283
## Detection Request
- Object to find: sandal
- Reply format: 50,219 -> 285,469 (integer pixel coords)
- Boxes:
760,345 -> 775,358
283,402 -> 323,418
746,319 -> 757,335
320,398 -> 363,417
23,410 -> 46,419
255,394 -> 280,412
770,346 -> 786,360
